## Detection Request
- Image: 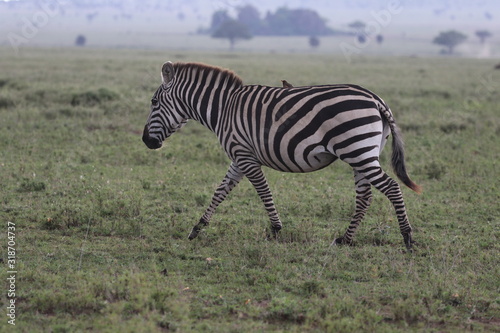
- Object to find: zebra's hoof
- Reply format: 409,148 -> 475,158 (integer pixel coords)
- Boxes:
271,225 -> 282,234
188,226 -> 201,240
271,225 -> 282,237
188,218 -> 209,240
332,237 -> 352,246
266,225 -> 281,240
333,237 -> 344,245
402,232 -> 415,251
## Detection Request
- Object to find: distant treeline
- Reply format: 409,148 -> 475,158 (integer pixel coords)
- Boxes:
200,5 -> 346,37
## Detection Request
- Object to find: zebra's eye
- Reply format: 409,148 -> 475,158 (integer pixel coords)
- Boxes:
151,98 -> 159,106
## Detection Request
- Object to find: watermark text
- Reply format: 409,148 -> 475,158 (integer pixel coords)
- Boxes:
7,0 -> 68,55
6,221 -> 17,326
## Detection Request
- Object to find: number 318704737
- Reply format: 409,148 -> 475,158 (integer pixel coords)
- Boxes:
7,222 -> 16,269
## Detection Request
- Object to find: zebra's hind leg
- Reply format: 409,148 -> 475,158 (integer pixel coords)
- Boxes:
353,163 -> 414,250
334,170 -> 373,246
188,162 -> 244,240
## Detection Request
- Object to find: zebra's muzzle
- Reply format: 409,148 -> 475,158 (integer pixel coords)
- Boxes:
142,125 -> 162,149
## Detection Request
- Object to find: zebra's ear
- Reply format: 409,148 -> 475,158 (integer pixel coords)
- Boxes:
161,61 -> 175,87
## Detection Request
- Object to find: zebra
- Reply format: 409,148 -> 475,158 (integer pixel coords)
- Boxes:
142,61 -> 422,249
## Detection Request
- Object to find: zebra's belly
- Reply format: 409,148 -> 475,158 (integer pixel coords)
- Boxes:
261,148 -> 338,173
295,152 -> 338,173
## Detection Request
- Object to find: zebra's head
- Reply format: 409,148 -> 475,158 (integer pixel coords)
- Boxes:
142,61 -> 188,149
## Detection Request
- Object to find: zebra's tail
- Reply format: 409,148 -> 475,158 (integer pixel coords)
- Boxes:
380,107 -> 422,194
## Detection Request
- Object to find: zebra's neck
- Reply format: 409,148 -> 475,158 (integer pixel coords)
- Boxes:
173,63 -> 243,133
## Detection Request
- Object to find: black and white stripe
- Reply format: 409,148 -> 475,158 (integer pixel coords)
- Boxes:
143,62 -> 421,249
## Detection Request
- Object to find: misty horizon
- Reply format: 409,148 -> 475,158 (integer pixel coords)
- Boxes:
1,0 -> 498,58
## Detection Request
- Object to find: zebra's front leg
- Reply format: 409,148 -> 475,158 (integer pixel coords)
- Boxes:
334,171 -> 373,246
241,164 -> 282,237
188,162 -> 244,240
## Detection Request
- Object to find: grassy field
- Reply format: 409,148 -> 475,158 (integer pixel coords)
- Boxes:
0,47 -> 499,332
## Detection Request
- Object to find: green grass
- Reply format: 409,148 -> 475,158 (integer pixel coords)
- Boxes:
0,47 -> 499,332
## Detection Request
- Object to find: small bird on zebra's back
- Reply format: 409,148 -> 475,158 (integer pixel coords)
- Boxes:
281,80 -> 293,88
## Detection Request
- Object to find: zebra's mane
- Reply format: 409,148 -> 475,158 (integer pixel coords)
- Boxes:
173,62 -> 243,87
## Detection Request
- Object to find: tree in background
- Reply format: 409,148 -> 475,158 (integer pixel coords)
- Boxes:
348,20 -> 366,33
475,30 -> 492,44
206,5 -> 333,38
432,30 -> 467,54
212,19 -> 252,50
210,10 -> 231,32
262,7 -> 332,36
309,36 -> 320,49
75,35 -> 86,47
237,5 -> 262,35
348,20 -> 368,46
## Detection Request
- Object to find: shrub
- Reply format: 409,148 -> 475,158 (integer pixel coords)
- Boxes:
18,178 -> 46,192
425,161 -> 446,180
70,88 -> 119,106
0,97 -> 15,109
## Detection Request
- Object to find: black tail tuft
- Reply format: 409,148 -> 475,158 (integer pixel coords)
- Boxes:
390,123 -> 422,194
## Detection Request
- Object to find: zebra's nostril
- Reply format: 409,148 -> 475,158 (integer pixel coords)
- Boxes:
142,125 -> 162,149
